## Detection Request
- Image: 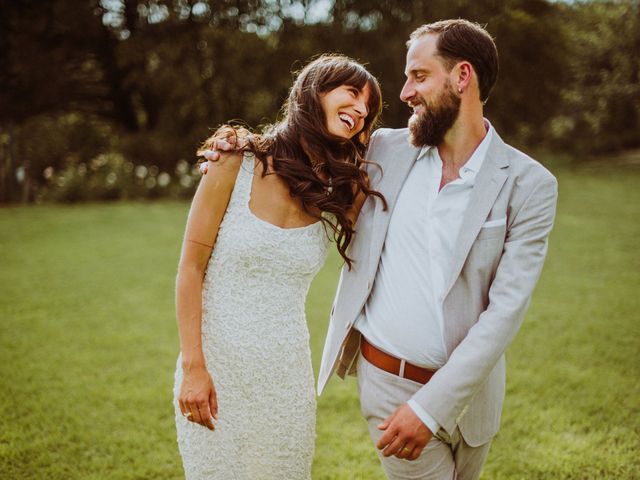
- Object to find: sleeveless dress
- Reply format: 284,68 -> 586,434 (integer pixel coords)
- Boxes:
173,153 -> 330,479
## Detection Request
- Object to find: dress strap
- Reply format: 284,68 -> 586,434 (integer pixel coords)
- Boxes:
225,151 -> 255,212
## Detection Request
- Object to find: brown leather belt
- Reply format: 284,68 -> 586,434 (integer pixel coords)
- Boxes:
361,337 -> 436,385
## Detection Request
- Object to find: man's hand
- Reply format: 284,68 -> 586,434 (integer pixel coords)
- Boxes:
199,136 -> 249,174
376,403 -> 433,461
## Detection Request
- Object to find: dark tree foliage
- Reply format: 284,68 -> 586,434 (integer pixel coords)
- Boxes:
0,0 -> 637,203
550,0 -> 640,152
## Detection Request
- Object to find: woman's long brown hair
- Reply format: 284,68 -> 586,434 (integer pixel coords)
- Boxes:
198,54 -> 386,268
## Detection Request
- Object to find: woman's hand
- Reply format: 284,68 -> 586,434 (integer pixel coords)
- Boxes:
178,364 -> 218,431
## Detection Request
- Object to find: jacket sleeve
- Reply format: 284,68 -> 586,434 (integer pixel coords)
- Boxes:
410,171 -> 558,436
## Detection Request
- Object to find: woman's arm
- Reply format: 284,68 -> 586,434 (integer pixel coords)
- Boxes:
176,153 -> 242,430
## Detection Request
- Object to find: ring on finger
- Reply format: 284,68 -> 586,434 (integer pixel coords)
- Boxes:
183,411 -> 193,418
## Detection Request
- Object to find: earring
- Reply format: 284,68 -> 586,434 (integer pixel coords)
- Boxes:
458,88 -> 463,94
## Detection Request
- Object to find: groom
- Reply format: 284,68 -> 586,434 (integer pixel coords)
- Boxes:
317,19 -> 557,479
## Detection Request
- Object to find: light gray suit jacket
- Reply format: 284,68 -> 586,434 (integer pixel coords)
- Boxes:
318,127 -> 558,447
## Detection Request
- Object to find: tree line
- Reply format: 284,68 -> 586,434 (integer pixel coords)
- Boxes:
1,0 -> 638,203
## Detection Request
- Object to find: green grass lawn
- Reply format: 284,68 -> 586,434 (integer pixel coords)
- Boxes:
1,162 -> 638,479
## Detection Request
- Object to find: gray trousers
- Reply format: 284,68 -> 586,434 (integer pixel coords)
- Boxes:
356,353 -> 492,480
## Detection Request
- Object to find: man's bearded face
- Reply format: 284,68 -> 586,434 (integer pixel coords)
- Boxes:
408,80 -> 461,148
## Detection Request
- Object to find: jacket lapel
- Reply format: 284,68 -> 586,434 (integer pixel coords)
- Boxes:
368,143 -> 422,282
444,134 -> 510,295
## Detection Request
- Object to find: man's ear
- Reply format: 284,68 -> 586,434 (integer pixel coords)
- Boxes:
454,61 -> 474,94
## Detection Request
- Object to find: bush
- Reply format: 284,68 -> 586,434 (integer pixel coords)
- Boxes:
41,154 -> 200,203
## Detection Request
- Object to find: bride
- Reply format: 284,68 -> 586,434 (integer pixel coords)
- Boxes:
173,54 -> 385,479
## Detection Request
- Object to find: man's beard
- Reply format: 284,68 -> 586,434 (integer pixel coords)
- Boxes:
408,82 -> 461,147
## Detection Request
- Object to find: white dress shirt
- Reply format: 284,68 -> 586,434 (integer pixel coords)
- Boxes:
355,122 -> 493,433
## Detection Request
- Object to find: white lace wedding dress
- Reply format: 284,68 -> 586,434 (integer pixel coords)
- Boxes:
173,153 -> 329,479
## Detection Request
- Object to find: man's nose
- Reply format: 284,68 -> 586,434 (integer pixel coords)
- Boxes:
400,80 -> 414,103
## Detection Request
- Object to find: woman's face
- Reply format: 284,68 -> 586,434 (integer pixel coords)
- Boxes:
319,83 -> 371,139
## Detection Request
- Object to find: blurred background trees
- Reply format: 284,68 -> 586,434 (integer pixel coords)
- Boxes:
1,0 -> 638,203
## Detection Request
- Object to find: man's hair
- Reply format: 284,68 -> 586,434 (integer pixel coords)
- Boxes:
408,19 -> 499,103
